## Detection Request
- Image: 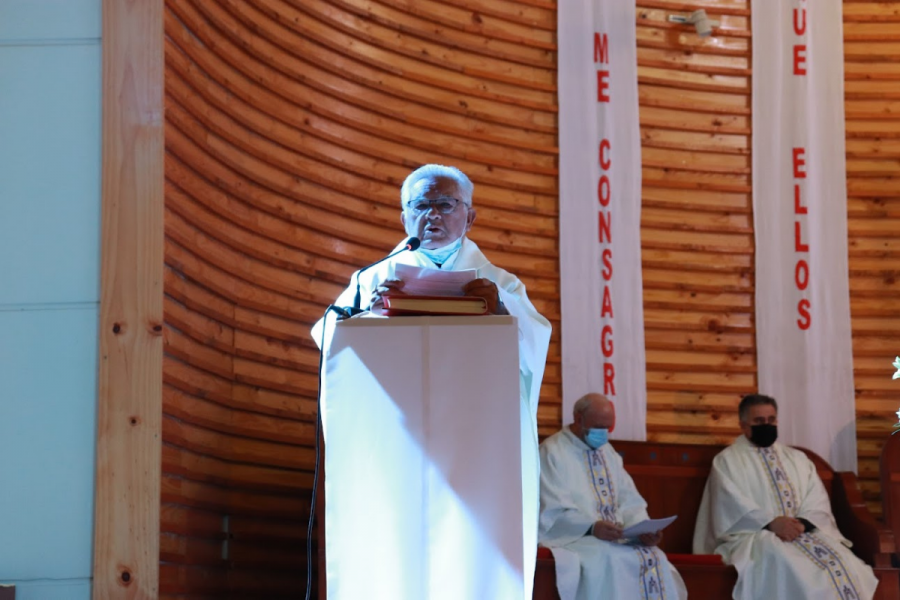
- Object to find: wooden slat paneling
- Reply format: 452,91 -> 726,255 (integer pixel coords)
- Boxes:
163,0 -> 558,596
159,1 -> 900,597
844,1 -> 900,518
637,1 -> 755,444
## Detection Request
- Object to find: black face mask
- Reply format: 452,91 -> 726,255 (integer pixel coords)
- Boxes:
750,424 -> 778,448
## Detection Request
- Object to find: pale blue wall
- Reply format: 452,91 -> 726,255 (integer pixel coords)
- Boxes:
0,1 -> 101,598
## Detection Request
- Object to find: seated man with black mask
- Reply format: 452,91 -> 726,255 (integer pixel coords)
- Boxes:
693,393 -> 877,600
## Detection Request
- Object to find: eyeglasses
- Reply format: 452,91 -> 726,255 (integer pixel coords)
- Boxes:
405,197 -> 465,215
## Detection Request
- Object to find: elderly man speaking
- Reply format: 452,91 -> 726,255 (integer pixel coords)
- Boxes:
313,163 -> 552,597
539,393 -> 687,600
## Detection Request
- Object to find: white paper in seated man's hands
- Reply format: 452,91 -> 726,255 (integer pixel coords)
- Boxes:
621,515 -> 678,539
390,263 -> 478,296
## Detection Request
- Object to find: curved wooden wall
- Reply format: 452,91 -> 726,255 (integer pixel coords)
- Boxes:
844,1 -> 900,517
161,0 -> 898,595
636,2 -> 754,445
161,0 -> 558,596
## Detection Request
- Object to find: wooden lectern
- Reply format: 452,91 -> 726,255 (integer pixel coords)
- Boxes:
319,315 -> 524,600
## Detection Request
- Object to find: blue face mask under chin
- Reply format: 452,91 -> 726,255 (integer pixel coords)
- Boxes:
419,236 -> 463,266
585,428 -> 609,449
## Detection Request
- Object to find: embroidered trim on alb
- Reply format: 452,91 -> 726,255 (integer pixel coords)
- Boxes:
757,448 -> 862,599
583,447 -> 617,522
757,446 -> 799,517
635,546 -> 668,600
793,533 -> 862,600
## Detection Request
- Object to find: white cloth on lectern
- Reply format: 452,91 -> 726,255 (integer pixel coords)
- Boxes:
538,428 -> 687,600
312,236 -> 552,598
693,435 -> 876,600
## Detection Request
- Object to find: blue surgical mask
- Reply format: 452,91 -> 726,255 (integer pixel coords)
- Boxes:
585,428 -> 609,449
419,236 -> 463,266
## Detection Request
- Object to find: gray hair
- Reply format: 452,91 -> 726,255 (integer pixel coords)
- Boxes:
573,395 -> 597,420
400,164 -> 474,208
738,393 -> 778,423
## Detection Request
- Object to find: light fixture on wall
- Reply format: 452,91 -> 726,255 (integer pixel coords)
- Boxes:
668,9 -> 719,38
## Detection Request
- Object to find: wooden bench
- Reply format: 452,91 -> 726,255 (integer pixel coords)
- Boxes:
534,440 -> 900,600
880,431 -> 900,568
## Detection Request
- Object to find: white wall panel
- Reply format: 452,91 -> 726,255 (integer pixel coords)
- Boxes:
0,0 -> 100,41
0,1 -> 101,593
0,43 -> 100,305
0,307 -> 98,580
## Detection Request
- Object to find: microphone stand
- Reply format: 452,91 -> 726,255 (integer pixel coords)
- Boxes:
336,237 -> 420,319
305,236 -> 420,598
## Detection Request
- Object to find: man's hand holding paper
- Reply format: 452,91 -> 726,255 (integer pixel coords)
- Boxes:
370,264 -> 504,316
463,278 -> 503,314
621,515 -> 677,539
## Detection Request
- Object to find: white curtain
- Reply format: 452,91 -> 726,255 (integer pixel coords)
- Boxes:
753,0 -> 857,471
558,1 -> 646,440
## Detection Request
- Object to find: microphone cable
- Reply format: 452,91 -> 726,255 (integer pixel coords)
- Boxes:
305,305 -> 344,600
304,239 -> 418,598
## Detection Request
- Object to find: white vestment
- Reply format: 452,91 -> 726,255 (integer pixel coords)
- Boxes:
538,428 -> 688,600
694,435 -> 877,600
313,236 -> 552,598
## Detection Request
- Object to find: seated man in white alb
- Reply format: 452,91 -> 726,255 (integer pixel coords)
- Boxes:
538,393 -> 687,600
693,393 -> 878,600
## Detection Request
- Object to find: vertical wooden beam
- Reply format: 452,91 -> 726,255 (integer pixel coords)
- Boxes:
93,0 -> 164,598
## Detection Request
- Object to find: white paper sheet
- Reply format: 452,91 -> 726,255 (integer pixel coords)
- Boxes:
621,515 -> 677,539
390,263 -> 478,296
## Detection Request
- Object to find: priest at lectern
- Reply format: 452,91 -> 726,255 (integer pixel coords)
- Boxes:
312,164 -> 552,599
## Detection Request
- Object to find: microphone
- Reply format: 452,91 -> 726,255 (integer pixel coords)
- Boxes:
341,237 -> 420,318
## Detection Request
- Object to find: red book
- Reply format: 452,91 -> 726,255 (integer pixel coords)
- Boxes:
382,295 -> 489,316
